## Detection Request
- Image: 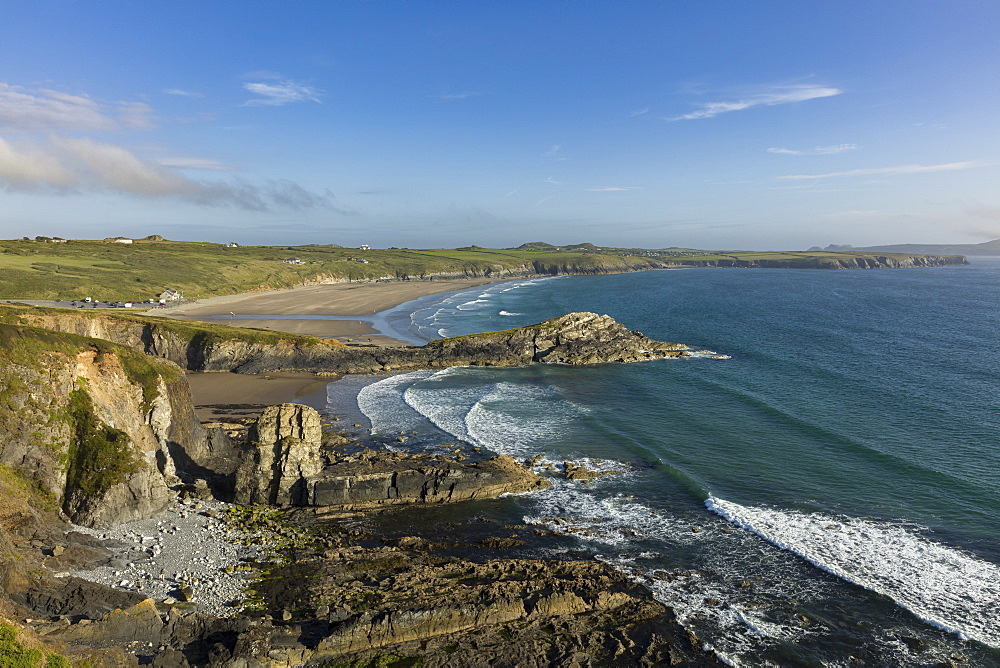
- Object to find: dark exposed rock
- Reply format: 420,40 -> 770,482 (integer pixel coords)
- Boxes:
310,453 -> 549,508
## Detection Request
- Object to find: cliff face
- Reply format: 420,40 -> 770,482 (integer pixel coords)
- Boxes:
191,312 -> 693,374
6,308 -> 694,375
0,324 -> 211,527
676,254 -> 968,269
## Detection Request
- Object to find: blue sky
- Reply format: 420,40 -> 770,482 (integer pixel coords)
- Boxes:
1,1 -> 998,249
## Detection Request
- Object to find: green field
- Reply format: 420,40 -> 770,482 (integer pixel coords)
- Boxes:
0,238 -> 964,301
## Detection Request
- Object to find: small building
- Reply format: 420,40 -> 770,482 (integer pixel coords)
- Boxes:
158,289 -> 182,301
283,257 -> 304,265
227,242 -> 239,247
106,237 -> 134,244
359,244 -> 371,251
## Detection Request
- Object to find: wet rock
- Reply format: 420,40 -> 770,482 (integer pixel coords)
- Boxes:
563,461 -> 618,480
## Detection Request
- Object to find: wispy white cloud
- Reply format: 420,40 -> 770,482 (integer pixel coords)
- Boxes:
667,85 -> 841,121
778,161 -> 988,180
434,91 -> 483,100
0,136 -> 330,210
629,107 -> 650,117
164,88 -> 204,98
543,145 -> 568,161
768,143 -> 858,156
585,186 -> 642,192
544,176 -> 560,185
158,157 -> 237,171
242,80 -> 322,107
0,82 -> 156,132
117,101 -> 156,130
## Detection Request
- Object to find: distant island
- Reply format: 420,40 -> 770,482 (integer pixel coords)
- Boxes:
0,237 -> 969,302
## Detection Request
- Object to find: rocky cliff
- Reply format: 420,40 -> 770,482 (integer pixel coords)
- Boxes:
0,323 -> 214,527
4,305 -> 695,375
210,311 -> 693,374
676,253 -> 967,269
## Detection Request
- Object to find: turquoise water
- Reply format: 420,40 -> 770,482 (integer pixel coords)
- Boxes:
331,260 -> 1000,665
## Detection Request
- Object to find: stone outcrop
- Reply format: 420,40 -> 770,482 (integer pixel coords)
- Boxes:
241,523 -> 723,667
234,403 -> 324,506
232,405 -> 549,508
311,452 -> 550,508
423,311 -> 689,367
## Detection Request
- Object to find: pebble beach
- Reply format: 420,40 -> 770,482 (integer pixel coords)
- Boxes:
69,497 -> 268,617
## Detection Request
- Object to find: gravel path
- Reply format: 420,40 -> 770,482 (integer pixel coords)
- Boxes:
69,496 -> 269,617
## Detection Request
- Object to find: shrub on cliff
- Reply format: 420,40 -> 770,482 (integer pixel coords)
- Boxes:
65,386 -> 139,501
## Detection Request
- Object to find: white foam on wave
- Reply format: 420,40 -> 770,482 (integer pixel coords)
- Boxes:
707,496 -> 1000,647
357,371 -> 435,435
402,371 -> 585,460
498,310 -> 524,316
524,484 -> 701,546
456,298 -> 489,311
524,485 -> 826,660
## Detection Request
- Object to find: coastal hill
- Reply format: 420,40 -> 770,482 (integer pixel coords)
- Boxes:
0,237 -> 968,302
810,238 -> 1000,255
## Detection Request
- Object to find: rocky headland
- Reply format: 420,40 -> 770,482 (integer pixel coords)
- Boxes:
0,307 -> 724,665
3,305 -> 699,374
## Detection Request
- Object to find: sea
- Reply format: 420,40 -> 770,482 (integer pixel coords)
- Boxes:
323,258 -> 1000,666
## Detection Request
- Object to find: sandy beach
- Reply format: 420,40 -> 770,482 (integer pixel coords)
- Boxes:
155,278 -> 502,343
185,371 -> 333,422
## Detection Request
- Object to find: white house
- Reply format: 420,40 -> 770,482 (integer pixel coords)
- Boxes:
158,289 -> 181,301
359,244 -> 371,251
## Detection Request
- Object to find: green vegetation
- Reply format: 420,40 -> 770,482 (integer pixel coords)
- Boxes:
0,464 -> 59,513
0,302 -> 331,351
327,653 -> 422,668
0,318 -> 184,410
0,622 -> 68,668
0,237 -> 960,301
65,387 -> 139,499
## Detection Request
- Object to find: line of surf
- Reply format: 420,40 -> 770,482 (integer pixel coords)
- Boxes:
706,496 -> 1000,647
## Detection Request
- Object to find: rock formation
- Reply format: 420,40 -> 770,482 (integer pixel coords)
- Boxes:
234,403 -> 324,506
311,452 -> 550,508
232,406 -> 549,508
8,306 -> 695,375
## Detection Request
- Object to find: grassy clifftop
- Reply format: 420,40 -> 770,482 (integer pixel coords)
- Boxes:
0,239 -> 651,301
0,238 -> 968,301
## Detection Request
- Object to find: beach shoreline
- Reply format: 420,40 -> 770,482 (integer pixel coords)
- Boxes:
153,278 -> 507,344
